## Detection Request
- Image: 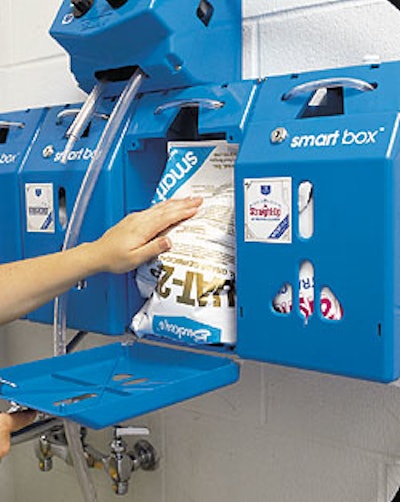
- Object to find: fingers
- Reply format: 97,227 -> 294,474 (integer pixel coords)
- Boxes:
93,196 -> 203,275
141,197 -> 203,239
0,410 -> 37,458
7,410 -> 37,432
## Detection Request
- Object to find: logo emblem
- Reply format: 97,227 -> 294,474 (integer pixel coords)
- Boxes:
261,185 -> 271,196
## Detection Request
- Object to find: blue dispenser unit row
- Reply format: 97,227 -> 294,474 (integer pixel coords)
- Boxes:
4,0 -> 400,429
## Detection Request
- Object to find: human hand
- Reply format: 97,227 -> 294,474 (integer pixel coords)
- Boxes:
90,196 -> 203,274
0,410 -> 37,458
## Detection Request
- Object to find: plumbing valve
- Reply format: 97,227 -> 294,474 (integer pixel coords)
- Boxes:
104,426 -> 158,496
34,424 -> 85,471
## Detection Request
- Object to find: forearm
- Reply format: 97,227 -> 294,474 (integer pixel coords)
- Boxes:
0,243 -> 102,325
0,198 -> 202,327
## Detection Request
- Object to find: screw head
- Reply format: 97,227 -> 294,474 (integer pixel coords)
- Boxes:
270,127 -> 288,144
42,145 -> 55,158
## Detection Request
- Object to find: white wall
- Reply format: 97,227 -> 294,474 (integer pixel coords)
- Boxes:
2,1 -> 400,501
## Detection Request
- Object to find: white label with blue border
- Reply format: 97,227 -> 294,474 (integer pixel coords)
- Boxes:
244,177 -> 292,244
25,183 -> 55,233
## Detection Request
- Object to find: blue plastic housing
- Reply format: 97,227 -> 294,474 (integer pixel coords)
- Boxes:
0,109 -> 45,264
6,61 -> 400,431
20,98 -> 129,335
235,61 -> 400,382
50,0 -> 242,93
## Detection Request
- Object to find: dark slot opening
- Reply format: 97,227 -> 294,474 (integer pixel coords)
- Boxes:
72,0 -> 94,18
0,128 -> 10,144
95,65 -> 140,83
167,107 -> 225,141
298,87 -> 344,119
105,0 -> 128,8
197,0 -> 214,26
58,187 -> 67,230
81,121 -> 91,138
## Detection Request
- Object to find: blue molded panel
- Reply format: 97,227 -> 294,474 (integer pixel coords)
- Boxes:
20,99 -> 128,335
50,0 -> 242,93
0,342 -> 239,429
235,61 -> 400,382
0,108 -> 45,264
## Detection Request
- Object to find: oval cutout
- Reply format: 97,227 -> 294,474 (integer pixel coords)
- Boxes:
272,283 -> 293,315
299,261 -> 315,323
122,378 -> 148,386
54,392 -> 97,407
112,373 -> 134,381
298,181 -> 314,239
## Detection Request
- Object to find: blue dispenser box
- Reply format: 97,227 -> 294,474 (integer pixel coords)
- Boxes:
50,0 -> 242,93
0,109 -> 45,264
236,61 -> 400,383
20,97 -> 129,335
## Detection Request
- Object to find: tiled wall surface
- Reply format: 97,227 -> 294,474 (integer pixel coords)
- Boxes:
1,1 -> 400,501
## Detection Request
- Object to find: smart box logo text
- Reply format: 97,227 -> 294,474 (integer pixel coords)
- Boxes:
0,152 -> 19,164
290,127 -> 385,149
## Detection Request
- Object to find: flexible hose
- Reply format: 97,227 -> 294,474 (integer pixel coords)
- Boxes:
61,82 -> 106,164
54,68 -> 145,357
53,69 -> 145,502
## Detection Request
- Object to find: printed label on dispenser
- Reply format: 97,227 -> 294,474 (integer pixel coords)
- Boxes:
25,183 -> 55,233
132,140 -> 238,346
244,177 -> 292,243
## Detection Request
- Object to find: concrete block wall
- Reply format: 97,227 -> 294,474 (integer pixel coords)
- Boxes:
1,1 -> 400,501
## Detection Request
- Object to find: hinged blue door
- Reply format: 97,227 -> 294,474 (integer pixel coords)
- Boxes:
0,342 -> 239,429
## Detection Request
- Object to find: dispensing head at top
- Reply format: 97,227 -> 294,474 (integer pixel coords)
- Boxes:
50,0 -> 242,93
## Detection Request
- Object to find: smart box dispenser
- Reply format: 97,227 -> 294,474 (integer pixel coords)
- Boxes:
235,61 -> 400,383
4,3 -> 400,430
21,98 -> 131,334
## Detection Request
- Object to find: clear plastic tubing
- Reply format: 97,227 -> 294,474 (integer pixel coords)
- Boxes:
53,68 -> 145,502
61,81 -> 106,164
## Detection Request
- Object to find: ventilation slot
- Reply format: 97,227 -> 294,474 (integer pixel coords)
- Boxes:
197,0 -> 214,26
320,286 -> 343,321
273,283 -> 293,315
58,187 -> 67,230
81,121 -> 91,138
298,181 -> 314,239
299,261 -> 315,324
54,392 -> 98,407
0,128 -> 9,144
298,87 -> 344,119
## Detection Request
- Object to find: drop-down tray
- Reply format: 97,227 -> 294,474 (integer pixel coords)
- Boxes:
0,342 -> 239,429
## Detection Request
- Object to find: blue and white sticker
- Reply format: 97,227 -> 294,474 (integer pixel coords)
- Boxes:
244,177 -> 292,243
25,183 -> 55,233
